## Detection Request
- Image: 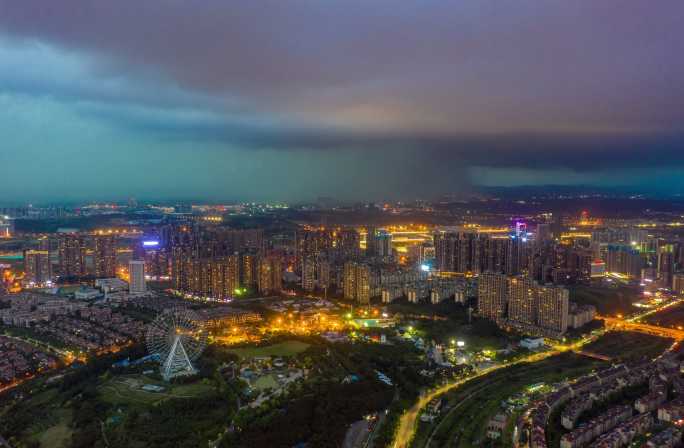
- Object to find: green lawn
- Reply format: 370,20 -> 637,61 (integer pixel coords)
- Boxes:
582,331 -> 672,362
1,366 -> 233,448
253,374 -> 279,391
35,410 -> 72,448
227,340 -> 311,359
99,374 -> 214,406
172,381 -> 216,397
4,390 -> 73,448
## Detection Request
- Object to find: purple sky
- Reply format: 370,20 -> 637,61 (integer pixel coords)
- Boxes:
1,1 -> 683,201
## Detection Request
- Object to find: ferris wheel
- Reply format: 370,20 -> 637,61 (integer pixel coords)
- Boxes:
146,307 -> 208,380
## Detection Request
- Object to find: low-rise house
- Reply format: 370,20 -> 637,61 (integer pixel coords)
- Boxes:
486,413 -> 508,439
657,399 -> 684,423
635,391 -> 666,414
645,427 -> 682,448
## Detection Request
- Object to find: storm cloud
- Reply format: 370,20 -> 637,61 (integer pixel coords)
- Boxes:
1,0 -> 683,201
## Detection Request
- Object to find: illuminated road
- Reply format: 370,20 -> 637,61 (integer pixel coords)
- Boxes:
391,350 -> 561,448
600,316 -> 684,340
626,297 -> 684,323
391,306 -> 684,447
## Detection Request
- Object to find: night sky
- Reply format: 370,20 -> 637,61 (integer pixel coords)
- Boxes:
1,1 -> 683,202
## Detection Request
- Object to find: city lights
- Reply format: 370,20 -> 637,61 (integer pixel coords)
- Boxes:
1,3 -> 683,448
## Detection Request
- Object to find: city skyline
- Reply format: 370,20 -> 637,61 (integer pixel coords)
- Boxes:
2,1 -> 684,202
5,4 -> 684,448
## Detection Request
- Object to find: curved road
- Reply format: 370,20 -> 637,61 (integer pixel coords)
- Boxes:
391,304 -> 684,448
392,350 -> 560,448
423,381 -> 493,447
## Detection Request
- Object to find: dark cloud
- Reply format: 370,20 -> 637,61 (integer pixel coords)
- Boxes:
2,0 -> 683,134
237,131 -> 684,173
1,1 -> 684,201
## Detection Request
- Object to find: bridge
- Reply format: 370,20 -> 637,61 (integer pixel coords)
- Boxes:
574,350 -> 613,361
600,316 -> 684,340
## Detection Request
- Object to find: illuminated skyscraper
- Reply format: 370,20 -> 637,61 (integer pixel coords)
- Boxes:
343,261 -> 375,304
137,239 -> 168,278
24,250 -> 52,285
536,223 -> 552,243
434,231 -> 457,272
343,262 -> 357,301
356,263 -> 372,304
129,260 -> 146,294
226,253 -> 241,295
673,273 -> 684,295
365,226 -> 378,256
94,235 -> 117,278
437,231 -> 520,275
477,272 -> 508,320
419,242 -> 436,266
376,230 -> 393,260
507,276 -> 536,325
207,256 -> 241,299
296,228 -> 333,274
241,253 -> 257,288
301,256 -> 316,291
58,234 -> 86,278
536,284 -> 569,334
258,255 -> 282,294
606,245 -> 642,277
335,228 -> 360,259
657,244 -> 675,287
317,259 -> 332,292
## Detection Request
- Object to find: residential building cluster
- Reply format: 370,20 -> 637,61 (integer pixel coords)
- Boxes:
431,216 -> 684,291
477,272 -> 595,337
434,229 -> 525,275
21,232 -> 121,286
0,292 -> 144,353
167,225 -> 287,299
0,336 -> 57,387
527,348 -> 684,448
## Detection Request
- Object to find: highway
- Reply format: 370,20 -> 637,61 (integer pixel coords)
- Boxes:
597,297 -> 684,340
600,316 -> 684,340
